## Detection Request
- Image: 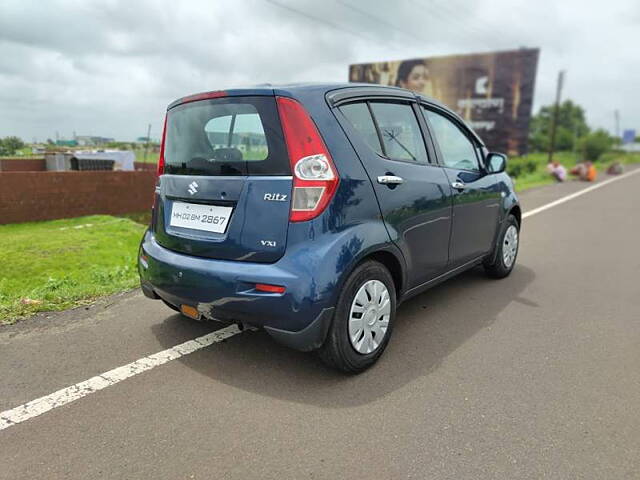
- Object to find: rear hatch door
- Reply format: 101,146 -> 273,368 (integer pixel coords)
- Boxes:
153,95 -> 292,263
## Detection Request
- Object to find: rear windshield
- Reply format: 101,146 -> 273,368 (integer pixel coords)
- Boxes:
164,96 -> 290,176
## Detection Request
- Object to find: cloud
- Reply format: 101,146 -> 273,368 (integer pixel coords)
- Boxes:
0,0 -> 638,141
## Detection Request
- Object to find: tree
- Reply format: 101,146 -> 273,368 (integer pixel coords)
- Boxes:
529,100 -> 590,152
0,136 -> 25,156
578,129 -> 614,161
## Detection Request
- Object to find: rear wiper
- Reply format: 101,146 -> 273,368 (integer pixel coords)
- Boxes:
382,129 -> 416,161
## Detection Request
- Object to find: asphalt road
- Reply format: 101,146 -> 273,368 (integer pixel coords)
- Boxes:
1,169 -> 639,479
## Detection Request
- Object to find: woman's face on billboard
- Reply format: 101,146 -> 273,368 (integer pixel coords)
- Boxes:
400,64 -> 428,91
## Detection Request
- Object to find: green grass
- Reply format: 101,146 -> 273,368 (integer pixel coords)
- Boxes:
0,146 -> 41,159
508,151 -> 640,192
116,211 -> 152,225
133,148 -> 158,163
0,215 -> 147,324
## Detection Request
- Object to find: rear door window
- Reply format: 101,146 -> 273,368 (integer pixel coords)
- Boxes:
164,96 -> 289,176
340,101 -> 429,164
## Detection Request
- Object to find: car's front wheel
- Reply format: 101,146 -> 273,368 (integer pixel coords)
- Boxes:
484,214 -> 520,278
318,260 -> 396,373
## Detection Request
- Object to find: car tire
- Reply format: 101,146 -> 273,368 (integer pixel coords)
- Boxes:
318,260 -> 396,373
484,214 -> 520,279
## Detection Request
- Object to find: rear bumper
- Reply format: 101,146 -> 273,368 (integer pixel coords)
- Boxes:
138,230 -> 334,350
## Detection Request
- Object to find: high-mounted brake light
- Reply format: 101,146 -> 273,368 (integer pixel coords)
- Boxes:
157,114 -> 167,176
276,96 -> 339,222
174,90 -> 227,107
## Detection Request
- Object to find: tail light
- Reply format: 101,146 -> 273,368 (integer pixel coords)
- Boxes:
157,114 -> 167,176
276,96 -> 339,222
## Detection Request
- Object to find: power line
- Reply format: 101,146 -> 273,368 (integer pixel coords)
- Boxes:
264,0 -> 374,43
337,0 -> 428,43
340,0 -> 493,53
409,0 -> 495,50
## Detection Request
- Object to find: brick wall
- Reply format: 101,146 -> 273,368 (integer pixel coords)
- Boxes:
0,171 -> 157,224
0,158 -> 46,172
0,159 -> 156,172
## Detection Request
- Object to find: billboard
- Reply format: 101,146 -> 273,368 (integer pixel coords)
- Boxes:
349,48 -> 540,156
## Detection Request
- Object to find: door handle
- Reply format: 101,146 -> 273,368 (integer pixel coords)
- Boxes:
377,175 -> 404,185
451,181 -> 466,190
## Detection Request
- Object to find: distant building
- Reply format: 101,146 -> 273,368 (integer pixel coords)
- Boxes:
206,131 -> 267,153
45,150 -> 135,171
75,136 -> 115,146
55,139 -> 78,147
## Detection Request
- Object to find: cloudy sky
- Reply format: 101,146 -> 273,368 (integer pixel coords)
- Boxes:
1,0 -> 638,142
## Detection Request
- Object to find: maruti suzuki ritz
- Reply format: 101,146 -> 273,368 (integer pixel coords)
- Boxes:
138,84 -> 521,373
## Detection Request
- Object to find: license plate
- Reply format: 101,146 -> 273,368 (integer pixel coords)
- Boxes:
170,201 -> 233,234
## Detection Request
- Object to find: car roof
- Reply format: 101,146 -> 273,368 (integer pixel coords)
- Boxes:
168,83 -> 484,145
261,83 -> 449,108
169,83 -> 444,108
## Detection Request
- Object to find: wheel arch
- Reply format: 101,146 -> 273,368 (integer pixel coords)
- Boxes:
348,247 -> 406,300
509,204 -> 522,228
486,198 -> 521,267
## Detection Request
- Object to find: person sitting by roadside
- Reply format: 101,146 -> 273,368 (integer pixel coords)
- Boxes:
547,161 -> 567,182
570,161 -> 597,182
607,162 -> 624,175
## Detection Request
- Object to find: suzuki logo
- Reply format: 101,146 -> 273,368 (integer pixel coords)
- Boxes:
187,181 -> 198,195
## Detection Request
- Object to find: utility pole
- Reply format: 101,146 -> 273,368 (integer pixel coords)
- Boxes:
614,110 -> 620,138
143,123 -> 152,163
572,122 -> 578,160
547,70 -> 565,164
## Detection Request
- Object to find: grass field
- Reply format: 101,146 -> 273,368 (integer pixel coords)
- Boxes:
0,215 -> 147,324
0,146 -> 39,159
508,151 -> 640,191
133,147 -> 158,163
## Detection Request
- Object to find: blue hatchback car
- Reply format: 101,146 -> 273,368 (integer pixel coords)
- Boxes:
139,83 -> 521,372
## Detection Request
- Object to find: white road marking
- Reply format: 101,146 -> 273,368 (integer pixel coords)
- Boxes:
2,166 -> 639,432
523,167 -> 640,219
0,325 -> 241,431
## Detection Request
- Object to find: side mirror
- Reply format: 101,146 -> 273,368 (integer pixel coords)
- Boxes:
485,152 -> 507,174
